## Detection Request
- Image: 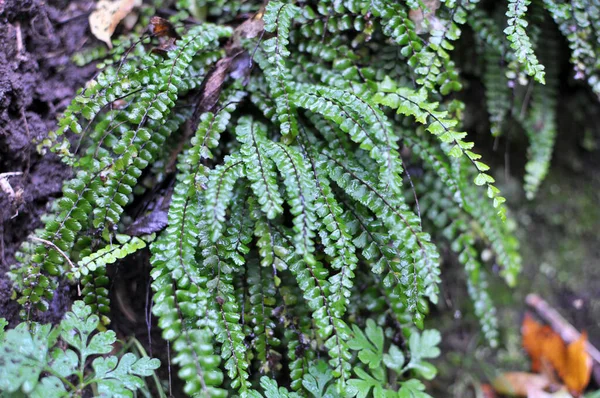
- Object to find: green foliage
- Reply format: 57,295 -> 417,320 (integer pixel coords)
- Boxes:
505,0 -> 546,83
9,0 -> 600,396
345,320 -> 440,397
0,301 -> 160,397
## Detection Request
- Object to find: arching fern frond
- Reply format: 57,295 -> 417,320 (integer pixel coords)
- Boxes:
505,0 -> 546,83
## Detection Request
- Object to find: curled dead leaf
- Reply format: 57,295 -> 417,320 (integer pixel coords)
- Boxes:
89,0 -> 142,48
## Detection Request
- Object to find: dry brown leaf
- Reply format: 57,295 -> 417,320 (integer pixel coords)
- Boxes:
89,0 -> 142,48
492,372 -> 550,397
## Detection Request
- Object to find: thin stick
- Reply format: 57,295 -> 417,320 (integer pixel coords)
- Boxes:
526,293 -> 600,364
30,236 -> 75,271
15,22 -> 23,54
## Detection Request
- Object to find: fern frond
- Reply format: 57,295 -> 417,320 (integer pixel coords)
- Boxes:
247,259 -> 281,374
321,149 -> 439,326
294,85 -> 404,197
303,144 -> 358,320
236,117 -> 284,220
205,153 -> 246,243
261,1 -> 301,141
150,268 -> 224,397
455,158 -> 521,286
373,78 -> 508,220
483,47 -> 511,137
71,235 -> 147,279
522,24 -> 559,199
544,0 -> 600,97
505,0 -> 546,83
80,267 -> 111,327
265,141 -> 317,260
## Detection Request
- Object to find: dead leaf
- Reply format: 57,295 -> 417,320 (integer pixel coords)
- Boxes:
196,57 -> 233,113
89,0 -> 142,48
229,51 -> 253,83
522,314 -> 593,396
151,37 -> 178,55
225,6 -> 265,57
125,209 -> 168,236
408,0 -> 444,34
562,333 -> 593,396
492,372 -> 550,397
149,16 -> 180,39
523,313 -> 565,373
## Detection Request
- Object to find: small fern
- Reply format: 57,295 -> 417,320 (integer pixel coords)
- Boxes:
8,0 -> 600,395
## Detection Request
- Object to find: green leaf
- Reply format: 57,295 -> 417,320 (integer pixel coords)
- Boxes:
382,344 -> 405,372
261,376 -> 303,398
0,318 -> 7,340
30,376 -> 68,398
0,323 -> 50,393
302,361 -> 340,398
348,319 -> 384,369
93,353 -> 160,397
398,379 -> 432,398
49,348 -> 78,378
405,330 -> 441,380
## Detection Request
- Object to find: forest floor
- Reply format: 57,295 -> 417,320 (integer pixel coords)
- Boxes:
0,0 -> 97,323
1,1 -> 600,396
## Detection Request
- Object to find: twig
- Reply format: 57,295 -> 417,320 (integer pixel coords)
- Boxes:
20,108 -> 32,178
15,22 -> 24,54
0,172 -> 23,219
526,293 -> 600,364
30,236 -> 75,271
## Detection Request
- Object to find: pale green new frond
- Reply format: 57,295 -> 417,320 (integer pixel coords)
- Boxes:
71,235 -> 147,279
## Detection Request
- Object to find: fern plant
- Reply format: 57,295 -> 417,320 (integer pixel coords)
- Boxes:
7,0 -> 600,396
0,301 -> 160,397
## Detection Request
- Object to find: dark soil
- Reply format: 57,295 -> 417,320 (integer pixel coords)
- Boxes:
0,0 -> 97,324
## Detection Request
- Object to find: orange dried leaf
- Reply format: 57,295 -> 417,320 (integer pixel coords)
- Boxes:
562,333 -> 592,396
523,313 -> 546,371
521,313 -> 592,396
522,313 -> 566,374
